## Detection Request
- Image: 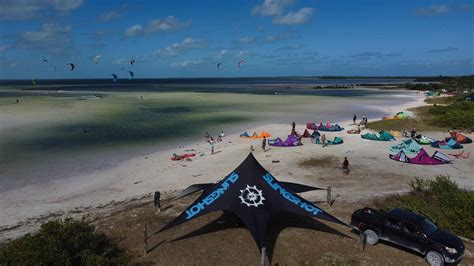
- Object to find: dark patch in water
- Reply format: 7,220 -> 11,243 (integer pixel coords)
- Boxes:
141,106 -> 192,114
0,91 -> 105,98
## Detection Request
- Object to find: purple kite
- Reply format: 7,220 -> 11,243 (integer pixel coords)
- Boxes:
268,135 -> 302,147
390,148 -> 451,165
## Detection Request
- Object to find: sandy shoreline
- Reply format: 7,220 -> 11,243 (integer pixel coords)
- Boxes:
1,92 -> 473,242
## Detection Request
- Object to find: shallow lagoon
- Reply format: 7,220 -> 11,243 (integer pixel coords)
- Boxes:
0,87 -> 415,190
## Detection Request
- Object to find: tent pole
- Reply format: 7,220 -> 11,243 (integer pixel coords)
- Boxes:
260,247 -> 266,266
144,224 -> 148,255
326,186 -> 332,206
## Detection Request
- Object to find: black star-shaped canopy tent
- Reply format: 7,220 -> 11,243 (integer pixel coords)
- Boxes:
157,153 -> 349,257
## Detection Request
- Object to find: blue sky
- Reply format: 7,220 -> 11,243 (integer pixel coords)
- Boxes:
0,0 -> 473,79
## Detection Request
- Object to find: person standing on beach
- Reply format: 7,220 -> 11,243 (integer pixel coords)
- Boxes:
205,132 -> 210,142
262,136 -> 267,152
321,134 -> 327,147
154,191 -> 161,211
342,157 -> 350,175
353,114 -> 357,125
292,121 -> 296,131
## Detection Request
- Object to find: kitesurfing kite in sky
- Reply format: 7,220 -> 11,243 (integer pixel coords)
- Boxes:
67,63 -> 75,71
217,63 -> 222,69
238,60 -> 246,68
93,55 -> 102,64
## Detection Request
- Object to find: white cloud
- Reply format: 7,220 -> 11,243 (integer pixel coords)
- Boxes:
146,16 -> 191,33
417,5 -> 449,16
98,11 -> 123,22
171,60 -> 203,68
273,7 -> 314,25
124,16 -> 191,37
124,24 -> 142,37
239,36 -> 256,44
49,0 -> 83,12
17,23 -> 73,55
277,44 -> 304,50
266,31 -> 293,42
0,44 -> 11,53
0,0 -> 83,20
347,52 -> 402,60
237,50 -> 250,58
112,57 -> 130,65
214,49 -> 228,59
252,0 -> 294,16
152,37 -> 204,57
426,47 -> 458,53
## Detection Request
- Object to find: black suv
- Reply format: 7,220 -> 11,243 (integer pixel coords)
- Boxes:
351,208 -> 465,266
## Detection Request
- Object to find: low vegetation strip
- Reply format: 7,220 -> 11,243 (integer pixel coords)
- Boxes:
375,176 -> 474,240
0,218 -> 130,265
368,96 -> 474,131
407,75 -> 474,91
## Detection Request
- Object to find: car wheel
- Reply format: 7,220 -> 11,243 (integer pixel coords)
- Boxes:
426,251 -> 444,266
363,229 -> 379,245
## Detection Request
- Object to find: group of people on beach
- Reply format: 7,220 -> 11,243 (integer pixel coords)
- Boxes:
290,121 -> 304,146
293,120 -> 350,174
292,121 -> 349,174
353,114 -> 368,127
205,131 -> 225,144
204,131 -> 225,154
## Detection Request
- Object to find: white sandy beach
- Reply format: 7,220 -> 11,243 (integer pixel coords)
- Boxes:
1,93 -> 473,241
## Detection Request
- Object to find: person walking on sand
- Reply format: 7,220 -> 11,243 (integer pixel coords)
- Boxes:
342,157 -> 350,175
154,191 -> 161,212
262,137 -> 267,152
292,121 -> 296,131
353,114 -> 357,125
321,134 -> 327,147
220,131 -> 225,138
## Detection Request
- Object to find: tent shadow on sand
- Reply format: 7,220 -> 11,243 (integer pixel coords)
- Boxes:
161,210 -> 351,262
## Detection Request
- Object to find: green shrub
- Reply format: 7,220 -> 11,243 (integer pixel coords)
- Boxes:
377,176 -> 474,239
0,218 -> 130,266
368,99 -> 474,131
428,101 -> 474,129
